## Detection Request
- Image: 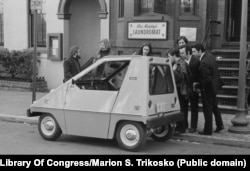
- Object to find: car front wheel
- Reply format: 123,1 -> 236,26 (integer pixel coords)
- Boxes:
116,121 -> 146,152
38,114 -> 62,141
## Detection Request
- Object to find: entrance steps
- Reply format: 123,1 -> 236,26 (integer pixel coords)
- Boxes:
210,49 -> 250,113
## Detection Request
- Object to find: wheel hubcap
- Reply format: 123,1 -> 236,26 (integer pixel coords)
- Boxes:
44,121 -> 54,131
125,130 -> 137,141
41,116 -> 56,136
120,124 -> 140,147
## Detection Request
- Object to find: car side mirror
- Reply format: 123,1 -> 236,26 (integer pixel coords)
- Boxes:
72,79 -> 75,85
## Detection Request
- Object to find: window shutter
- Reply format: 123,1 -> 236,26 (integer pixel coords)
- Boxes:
154,0 -> 167,14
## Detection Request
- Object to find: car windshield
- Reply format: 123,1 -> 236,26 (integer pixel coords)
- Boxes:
81,61 -> 129,80
74,61 -> 130,91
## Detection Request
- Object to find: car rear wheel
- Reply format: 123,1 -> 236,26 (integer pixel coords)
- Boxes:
151,124 -> 174,142
116,122 -> 146,152
38,114 -> 62,141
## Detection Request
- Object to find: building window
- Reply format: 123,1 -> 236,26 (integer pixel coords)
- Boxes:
29,0 -> 46,47
140,0 -> 154,14
135,0 -> 167,16
180,0 -> 196,15
0,0 -> 4,46
118,0 -> 124,18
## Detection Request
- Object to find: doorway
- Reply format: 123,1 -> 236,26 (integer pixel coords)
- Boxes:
69,0 -> 101,65
227,0 -> 250,41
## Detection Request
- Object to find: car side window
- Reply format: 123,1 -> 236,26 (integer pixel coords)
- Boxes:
75,61 -> 130,91
149,64 -> 174,95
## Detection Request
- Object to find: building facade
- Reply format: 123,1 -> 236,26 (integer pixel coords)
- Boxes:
108,0 -> 249,111
0,0 -> 248,90
109,0 -> 249,55
1,0 -> 110,89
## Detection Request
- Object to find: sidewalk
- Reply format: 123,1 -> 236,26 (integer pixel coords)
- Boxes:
1,90 -> 250,149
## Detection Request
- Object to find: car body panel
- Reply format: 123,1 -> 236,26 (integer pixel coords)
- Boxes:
112,58 -> 147,116
64,85 -> 118,138
28,55 -> 182,141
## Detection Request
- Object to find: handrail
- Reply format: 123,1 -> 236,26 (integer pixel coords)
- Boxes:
202,19 -> 221,50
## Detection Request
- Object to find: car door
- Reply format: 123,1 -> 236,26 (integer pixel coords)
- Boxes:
63,60 -> 129,139
148,59 -> 180,115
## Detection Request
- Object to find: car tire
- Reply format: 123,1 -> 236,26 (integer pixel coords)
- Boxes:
38,114 -> 62,141
151,124 -> 174,142
116,121 -> 147,152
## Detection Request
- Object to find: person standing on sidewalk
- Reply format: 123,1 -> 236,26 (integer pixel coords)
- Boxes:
81,38 -> 114,71
176,36 -> 189,48
63,45 -> 82,83
180,45 -> 200,133
168,48 -> 193,134
192,43 -> 224,135
94,38 -> 114,62
137,42 -> 153,56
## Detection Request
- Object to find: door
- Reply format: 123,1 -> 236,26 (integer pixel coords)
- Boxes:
64,85 -> 118,138
148,61 -> 180,115
227,0 -> 250,41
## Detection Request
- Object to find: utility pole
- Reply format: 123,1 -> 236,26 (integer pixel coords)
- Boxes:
31,0 -> 43,103
228,0 -> 250,134
32,9 -> 38,103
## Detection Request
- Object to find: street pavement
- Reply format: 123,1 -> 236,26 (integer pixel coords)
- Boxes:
1,90 -> 250,149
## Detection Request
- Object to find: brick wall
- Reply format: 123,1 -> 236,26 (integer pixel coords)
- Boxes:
110,0 -> 209,57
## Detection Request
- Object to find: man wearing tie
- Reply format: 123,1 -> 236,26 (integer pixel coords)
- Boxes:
191,43 -> 224,135
179,45 -> 200,132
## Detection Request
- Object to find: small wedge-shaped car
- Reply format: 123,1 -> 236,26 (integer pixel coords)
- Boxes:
27,55 -> 183,151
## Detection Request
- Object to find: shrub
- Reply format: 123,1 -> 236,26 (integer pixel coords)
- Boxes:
0,49 -> 40,82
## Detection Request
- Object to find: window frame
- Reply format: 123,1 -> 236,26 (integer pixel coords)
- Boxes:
118,0 -> 124,18
134,0 -> 167,16
76,60 -> 130,91
179,0 -> 197,16
149,64 -> 174,95
0,0 -> 4,46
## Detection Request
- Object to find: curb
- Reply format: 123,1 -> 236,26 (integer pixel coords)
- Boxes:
1,113 -> 250,149
172,132 -> 250,149
0,114 -> 38,125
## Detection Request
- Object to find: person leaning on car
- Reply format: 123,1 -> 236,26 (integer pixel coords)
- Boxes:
63,45 -> 82,83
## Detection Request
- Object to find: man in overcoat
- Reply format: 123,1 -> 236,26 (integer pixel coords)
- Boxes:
63,45 -> 81,82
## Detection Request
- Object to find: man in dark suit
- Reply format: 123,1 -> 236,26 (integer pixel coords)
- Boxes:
179,45 -> 195,131
185,46 -> 200,133
63,45 -> 81,82
192,43 -> 224,135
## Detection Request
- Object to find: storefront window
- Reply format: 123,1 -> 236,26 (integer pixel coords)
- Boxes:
180,0 -> 196,15
0,0 -> 4,46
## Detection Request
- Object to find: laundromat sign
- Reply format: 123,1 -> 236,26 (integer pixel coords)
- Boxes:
128,22 -> 167,40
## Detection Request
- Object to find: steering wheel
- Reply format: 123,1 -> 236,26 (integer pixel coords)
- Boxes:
108,79 -> 118,91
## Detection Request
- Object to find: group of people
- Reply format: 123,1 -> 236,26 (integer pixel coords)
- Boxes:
63,36 -> 224,136
63,38 -> 113,83
168,36 -> 224,136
